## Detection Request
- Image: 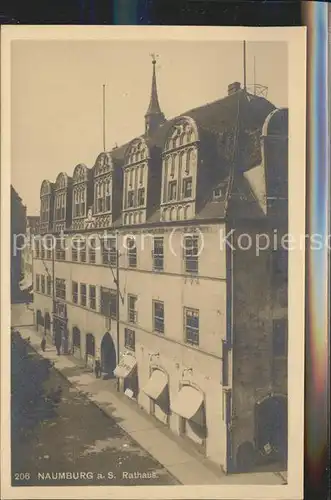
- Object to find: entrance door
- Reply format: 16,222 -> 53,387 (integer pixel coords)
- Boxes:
44,312 -> 51,333
100,332 -> 116,379
255,395 -> 287,466
72,327 -> 81,359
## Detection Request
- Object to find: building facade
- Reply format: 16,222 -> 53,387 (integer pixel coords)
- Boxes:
19,216 -> 40,300
11,186 -> 27,303
32,60 -> 288,474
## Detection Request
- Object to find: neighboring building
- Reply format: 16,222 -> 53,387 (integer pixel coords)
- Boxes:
11,186 -> 27,303
19,216 -> 40,300
32,59 -> 288,474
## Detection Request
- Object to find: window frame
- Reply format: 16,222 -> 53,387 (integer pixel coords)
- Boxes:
89,285 -> 96,310
183,235 -> 199,275
80,283 -> 87,307
128,294 -> 138,324
184,307 -> 199,346
153,300 -> 164,334
72,281 -> 78,304
124,328 -> 135,351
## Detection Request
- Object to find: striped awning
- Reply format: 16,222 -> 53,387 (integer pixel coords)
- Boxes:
143,370 -> 168,401
170,385 -> 204,420
113,353 -> 137,379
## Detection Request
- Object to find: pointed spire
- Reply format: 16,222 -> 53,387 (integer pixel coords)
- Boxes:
145,54 -> 165,135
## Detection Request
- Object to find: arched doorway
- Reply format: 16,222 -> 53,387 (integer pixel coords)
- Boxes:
72,327 -> 81,359
255,395 -> 287,467
44,312 -> 51,333
100,332 -> 116,379
85,333 -> 95,369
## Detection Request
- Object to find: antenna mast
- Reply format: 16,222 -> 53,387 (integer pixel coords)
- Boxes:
102,84 -> 106,152
253,56 -> 256,95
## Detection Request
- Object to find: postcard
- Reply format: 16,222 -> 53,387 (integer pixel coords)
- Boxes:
1,25 -> 306,500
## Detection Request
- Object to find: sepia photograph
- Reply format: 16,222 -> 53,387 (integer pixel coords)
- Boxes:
1,26 -> 306,500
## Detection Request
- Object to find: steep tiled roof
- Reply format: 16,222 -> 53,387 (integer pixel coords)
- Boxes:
108,89 -> 275,162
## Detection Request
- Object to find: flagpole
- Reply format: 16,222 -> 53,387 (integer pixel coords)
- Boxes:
103,84 -> 106,152
243,40 -> 247,92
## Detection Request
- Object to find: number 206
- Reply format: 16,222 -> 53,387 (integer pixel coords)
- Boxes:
14,472 -> 31,481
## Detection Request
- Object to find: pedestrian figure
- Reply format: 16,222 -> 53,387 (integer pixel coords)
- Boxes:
94,359 -> 101,378
40,336 -> 46,352
56,344 -> 61,356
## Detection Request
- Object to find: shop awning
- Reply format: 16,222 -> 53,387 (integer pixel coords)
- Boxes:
19,276 -> 33,291
170,385 -> 204,420
143,370 -> 168,400
113,353 -> 137,379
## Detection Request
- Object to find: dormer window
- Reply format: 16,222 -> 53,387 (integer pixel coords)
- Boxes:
182,178 -> 192,199
168,181 -> 177,201
137,188 -> 145,206
128,190 -> 135,208
139,165 -> 144,184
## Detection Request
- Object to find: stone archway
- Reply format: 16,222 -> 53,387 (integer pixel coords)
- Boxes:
100,332 -> 116,379
255,395 -> 287,467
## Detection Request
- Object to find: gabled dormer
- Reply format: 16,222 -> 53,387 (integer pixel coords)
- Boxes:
53,172 -> 72,233
39,179 -> 54,234
160,116 -> 199,222
72,164 -> 92,230
92,151 -> 123,229
122,138 -> 152,226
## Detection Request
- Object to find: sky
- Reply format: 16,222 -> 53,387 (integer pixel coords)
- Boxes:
11,39 -> 287,215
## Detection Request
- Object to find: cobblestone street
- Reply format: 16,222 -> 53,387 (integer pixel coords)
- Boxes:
11,333 -> 179,487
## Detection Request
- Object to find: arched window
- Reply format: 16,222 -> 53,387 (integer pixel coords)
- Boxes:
177,207 -> 182,220
170,207 -> 175,221
124,214 -> 128,225
184,206 -> 189,220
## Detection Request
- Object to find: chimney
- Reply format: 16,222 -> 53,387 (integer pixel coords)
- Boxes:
228,82 -> 241,96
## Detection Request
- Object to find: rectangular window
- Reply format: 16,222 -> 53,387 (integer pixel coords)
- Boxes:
72,237 -> 79,262
128,190 -> 135,208
55,238 -> 65,261
127,237 -> 137,268
89,285 -> 96,310
110,289 -> 117,319
128,294 -> 137,324
55,278 -> 66,300
137,188 -> 145,206
182,177 -> 192,198
168,181 -> 177,201
100,286 -> 111,316
79,239 -> 86,263
35,274 -> 40,292
184,307 -> 199,346
153,300 -> 164,334
89,238 -> 96,264
80,283 -> 87,307
102,236 -> 117,266
72,281 -> 78,304
273,318 -> 288,357
124,328 -> 135,351
41,275 -> 45,294
41,240 -> 45,259
47,275 -> 52,296
184,235 -> 199,274
45,236 -> 52,259
35,240 -> 40,259
153,237 -> 164,271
